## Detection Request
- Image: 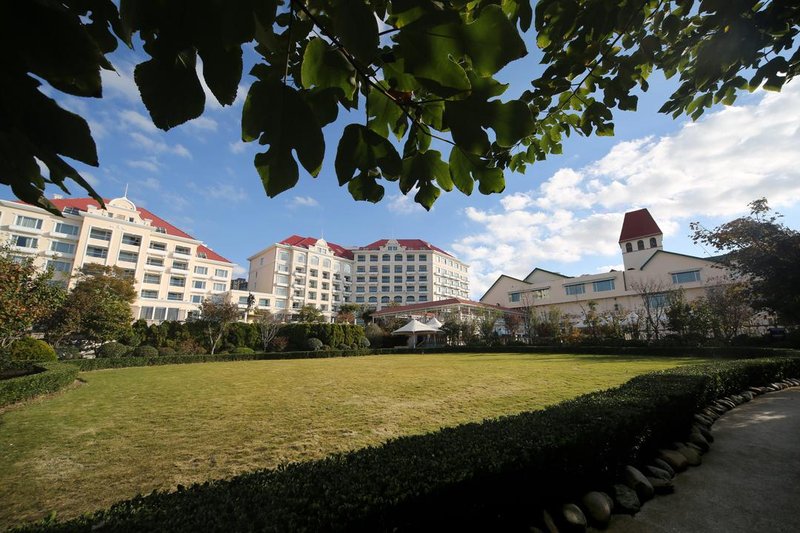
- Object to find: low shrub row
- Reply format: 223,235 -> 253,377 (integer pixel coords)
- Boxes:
0,362 -> 79,409
18,356 -> 800,532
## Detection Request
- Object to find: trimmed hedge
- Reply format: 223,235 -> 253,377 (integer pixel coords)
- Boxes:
16,357 -> 800,532
9,338 -> 57,362
0,362 -> 79,408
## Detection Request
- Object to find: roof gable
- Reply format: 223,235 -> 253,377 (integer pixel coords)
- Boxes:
278,235 -> 354,259
358,239 -> 453,257
523,267 -> 570,283
619,208 -> 662,242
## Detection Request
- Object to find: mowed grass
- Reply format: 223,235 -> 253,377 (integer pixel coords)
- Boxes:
0,353 -> 698,527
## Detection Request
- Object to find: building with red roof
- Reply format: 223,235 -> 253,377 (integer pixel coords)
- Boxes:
1,195 -> 239,323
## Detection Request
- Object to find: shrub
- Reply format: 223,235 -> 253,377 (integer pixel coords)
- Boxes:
337,344 -> 350,351
158,347 -> 177,356
0,362 -> 79,408
176,339 -> 207,355
9,338 -> 57,362
364,323 -> 385,348
269,336 -> 289,352
55,345 -> 82,360
132,345 -> 159,358
96,342 -> 130,358
306,338 -> 324,351
358,337 -> 371,348
232,347 -> 255,354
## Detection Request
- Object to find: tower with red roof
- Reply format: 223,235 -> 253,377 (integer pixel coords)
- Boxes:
618,208 -> 664,270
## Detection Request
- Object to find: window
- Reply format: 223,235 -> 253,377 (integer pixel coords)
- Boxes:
310,269 -> 319,277
406,285 -> 414,293
140,307 -> 154,319
356,265 -> 365,273
122,234 -> 142,246
50,241 -> 75,254
394,265 -> 402,273
150,241 -> 167,251
647,293 -> 668,308
625,242 -> 633,253
309,291 -> 317,299
86,245 -> 107,258
419,265 -> 427,272
565,284 -> 586,296
394,276 -> 402,283
394,285 -> 403,292
214,268 -> 228,278
323,258 -> 331,268
369,254 -> 378,262
310,256 -> 320,265
672,270 -> 702,284
146,256 -> 164,267
368,286 -> 377,293
279,251 -> 290,261
213,282 -> 227,291
418,254 -> 427,261
194,266 -> 208,275
144,273 -> 161,284
592,279 -> 615,292
394,295 -> 402,303
368,275 -> 378,283
238,296 -> 249,305
419,275 -> 428,282
322,271 -> 330,280
356,276 -> 365,283
406,265 -> 415,272
173,261 -> 188,271
637,240 -> 645,250
419,286 -> 427,292
381,265 -> 390,273
394,254 -> 403,261
419,295 -> 428,302
381,296 -> 390,303
15,215 -> 43,229
382,254 -> 390,261
170,276 -> 186,287
407,296 -> 416,302
191,295 -> 203,304
510,292 -> 521,303
167,292 -> 183,301
54,222 -> 79,236
118,250 -> 138,263
275,300 -> 287,309
368,296 -> 378,303
89,227 -> 112,241
175,245 -> 190,255
12,235 -> 37,249
141,289 -> 158,299
380,276 -> 389,283
650,237 -> 657,248
355,296 -> 365,303
259,298 -> 270,307
192,280 -> 206,289
47,260 -> 71,272
296,253 -> 306,263
369,265 -> 378,273
62,206 -> 80,216
276,274 -> 289,285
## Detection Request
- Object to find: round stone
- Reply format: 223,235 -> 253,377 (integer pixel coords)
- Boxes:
612,484 -> 641,515
624,465 -> 654,501
580,491 -> 613,527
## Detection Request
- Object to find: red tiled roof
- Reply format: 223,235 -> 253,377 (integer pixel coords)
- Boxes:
358,239 -> 453,257
278,235 -> 354,259
372,297 -> 520,317
41,197 -> 231,263
618,208 -> 662,242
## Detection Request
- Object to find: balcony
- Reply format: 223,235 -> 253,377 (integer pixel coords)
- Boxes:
8,224 -> 43,235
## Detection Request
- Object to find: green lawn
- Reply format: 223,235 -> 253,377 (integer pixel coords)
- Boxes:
0,353 -> 698,528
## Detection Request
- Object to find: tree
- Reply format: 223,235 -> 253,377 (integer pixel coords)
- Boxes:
631,279 -> 671,341
46,265 -> 136,346
705,281 -> 757,341
691,198 -> 800,324
0,247 -> 65,348
199,298 -> 240,354
474,308 -> 501,342
502,311 -> 523,340
254,310 -> 282,352
335,303 -> 360,324
5,1 -> 798,214
296,304 -> 325,323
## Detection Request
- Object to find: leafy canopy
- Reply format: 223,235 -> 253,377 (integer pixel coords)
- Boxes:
3,0 -> 799,214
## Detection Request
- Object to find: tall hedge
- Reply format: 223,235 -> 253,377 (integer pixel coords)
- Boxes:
17,357 -> 800,532
278,323 -> 365,350
0,362 -> 79,408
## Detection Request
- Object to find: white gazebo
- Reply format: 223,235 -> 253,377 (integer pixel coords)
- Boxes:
425,316 -> 443,329
392,319 -> 441,348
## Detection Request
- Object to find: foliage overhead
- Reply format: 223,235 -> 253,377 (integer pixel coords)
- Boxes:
3,1 -> 799,214
691,198 -> 800,323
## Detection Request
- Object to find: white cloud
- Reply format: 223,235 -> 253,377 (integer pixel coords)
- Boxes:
80,171 -> 100,187
233,265 -> 247,277
289,195 -> 319,208
139,177 -> 160,190
454,81 -> 800,298
185,116 -> 218,132
120,110 -> 158,133
127,158 -> 160,172
387,193 -> 427,214
129,132 -> 192,158
101,64 -> 140,102
229,140 -> 248,154
203,182 -> 248,203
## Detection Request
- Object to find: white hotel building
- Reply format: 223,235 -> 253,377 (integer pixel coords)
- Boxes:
247,236 -> 470,321
0,196 -> 237,323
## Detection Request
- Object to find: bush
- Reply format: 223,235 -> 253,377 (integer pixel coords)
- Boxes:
9,338 -> 57,362
132,345 -> 158,358
55,345 -> 82,360
270,336 -> 289,352
96,342 -> 130,358
176,339 -> 207,355
0,362 -> 79,408
158,347 -> 177,356
358,337 -> 371,348
232,347 -> 255,354
307,338 -> 324,351
28,356 -> 800,531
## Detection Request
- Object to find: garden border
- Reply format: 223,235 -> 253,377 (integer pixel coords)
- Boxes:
0,362 -> 79,409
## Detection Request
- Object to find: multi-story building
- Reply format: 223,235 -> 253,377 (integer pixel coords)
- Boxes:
247,236 -> 355,320
0,195 -> 239,323
480,208 -> 734,323
248,236 -> 470,321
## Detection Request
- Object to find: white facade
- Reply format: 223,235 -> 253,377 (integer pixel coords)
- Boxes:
0,196 -> 245,323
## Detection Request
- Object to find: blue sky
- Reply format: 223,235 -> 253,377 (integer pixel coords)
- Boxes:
4,33 -> 800,299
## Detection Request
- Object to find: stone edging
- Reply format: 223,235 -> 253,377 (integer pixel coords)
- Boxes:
532,378 -> 800,532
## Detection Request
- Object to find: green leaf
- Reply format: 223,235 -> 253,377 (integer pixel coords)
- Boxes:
463,5 -> 528,76
335,124 -> 402,187
254,149 -> 298,197
135,51 -> 205,130
445,96 -> 534,153
414,182 -> 441,210
198,45 -> 243,106
347,172 -> 385,203
449,148 -> 504,195
367,89 -> 406,139
401,150 -> 449,202
333,0 -> 379,63
301,38 -> 356,100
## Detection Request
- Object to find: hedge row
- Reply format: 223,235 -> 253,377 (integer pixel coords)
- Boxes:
18,356 -> 800,532
0,362 -> 79,409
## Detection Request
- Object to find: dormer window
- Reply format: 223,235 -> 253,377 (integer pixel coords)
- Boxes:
155,227 -> 166,234
650,237 -> 657,248
625,242 -> 633,253
637,240 -> 645,250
